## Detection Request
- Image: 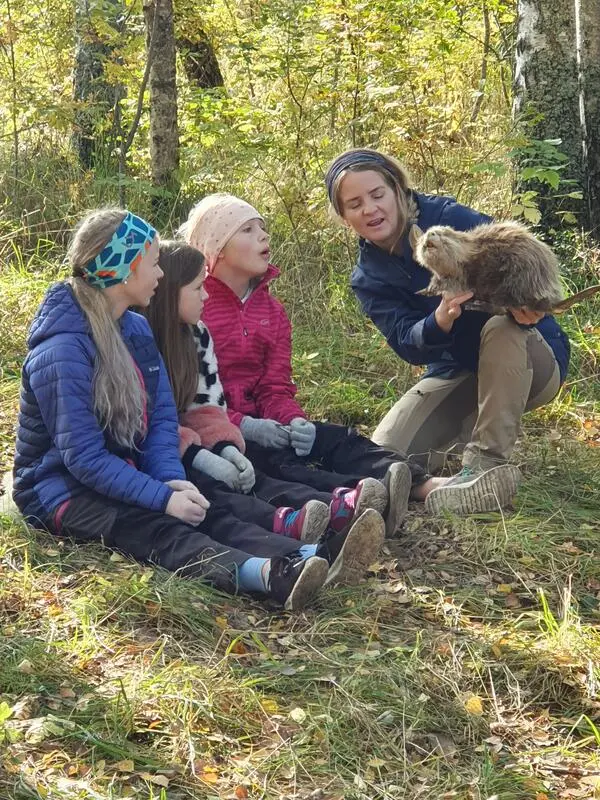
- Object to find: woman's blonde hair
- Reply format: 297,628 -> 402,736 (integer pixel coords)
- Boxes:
69,208 -> 146,449
327,149 -> 419,250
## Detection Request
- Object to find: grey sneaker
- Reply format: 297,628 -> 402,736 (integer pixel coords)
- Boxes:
382,462 -> 412,537
322,508 -> 385,587
299,500 -> 331,543
424,464 -> 522,515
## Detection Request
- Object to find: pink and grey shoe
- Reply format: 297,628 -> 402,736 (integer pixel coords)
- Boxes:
329,477 -> 387,534
273,500 -> 330,542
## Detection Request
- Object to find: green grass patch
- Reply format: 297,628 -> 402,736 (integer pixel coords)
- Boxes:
1,250 -> 599,799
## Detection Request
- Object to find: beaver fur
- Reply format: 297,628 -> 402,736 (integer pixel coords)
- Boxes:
412,220 -> 600,314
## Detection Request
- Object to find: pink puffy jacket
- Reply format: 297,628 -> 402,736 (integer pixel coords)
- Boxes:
202,265 -> 307,427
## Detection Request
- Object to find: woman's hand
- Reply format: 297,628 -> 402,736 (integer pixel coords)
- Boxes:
434,291 -> 474,333
509,307 -> 545,325
166,487 -> 210,525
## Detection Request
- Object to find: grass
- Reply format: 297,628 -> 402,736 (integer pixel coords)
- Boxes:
1,234 -> 599,799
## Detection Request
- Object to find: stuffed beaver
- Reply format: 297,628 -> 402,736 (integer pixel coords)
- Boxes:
411,220 -> 600,314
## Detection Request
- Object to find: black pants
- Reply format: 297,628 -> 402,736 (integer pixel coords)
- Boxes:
52,489 -> 299,594
188,468 -> 333,513
246,422 -> 427,493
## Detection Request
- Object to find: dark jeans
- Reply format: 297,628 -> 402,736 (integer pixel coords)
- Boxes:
246,422 -> 427,492
188,467 -> 333,513
53,489 -> 299,594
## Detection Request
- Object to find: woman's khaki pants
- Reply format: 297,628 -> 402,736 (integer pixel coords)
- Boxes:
372,315 -> 561,471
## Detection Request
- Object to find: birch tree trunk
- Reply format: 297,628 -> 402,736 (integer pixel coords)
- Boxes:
580,0 -> 600,236
514,0 -> 600,236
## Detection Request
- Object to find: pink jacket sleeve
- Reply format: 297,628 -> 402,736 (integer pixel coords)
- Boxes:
253,305 -> 307,425
178,424 -> 202,458
227,408 -> 246,427
180,406 -> 246,453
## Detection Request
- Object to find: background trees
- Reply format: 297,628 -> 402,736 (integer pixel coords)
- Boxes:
0,0 -> 597,239
513,0 -> 600,235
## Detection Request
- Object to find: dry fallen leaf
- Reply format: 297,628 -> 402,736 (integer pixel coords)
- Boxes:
289,707 -> 306,723
114,759 -> 135,773
464,695 -> 484,715
260,699 -> 279,714
200,768 -> 219,784
139,772 -> 169,787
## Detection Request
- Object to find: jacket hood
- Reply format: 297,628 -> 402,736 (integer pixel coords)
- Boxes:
28,282 -> 89,349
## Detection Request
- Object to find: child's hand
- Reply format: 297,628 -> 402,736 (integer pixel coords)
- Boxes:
220,446 -> 256,493
192,448 -> 247,492
289,418 -> 316,457
166,479 -> 201,494
166,489 -> 210,525
240,417 -> 290,449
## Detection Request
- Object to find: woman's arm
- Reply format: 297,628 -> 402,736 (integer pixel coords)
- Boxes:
353,275 -> 455,365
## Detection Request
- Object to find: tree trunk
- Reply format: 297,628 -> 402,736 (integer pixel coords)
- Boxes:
580,0 -> 600,237
144,0 -> 180,208
177,30 -> 224,89
513,0 -> 582,224
73,0 -> 121,169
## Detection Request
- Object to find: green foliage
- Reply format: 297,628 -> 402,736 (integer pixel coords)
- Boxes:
0,7 -> 599,796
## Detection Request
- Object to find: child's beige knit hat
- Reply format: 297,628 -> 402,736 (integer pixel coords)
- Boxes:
179,193 -> 263,271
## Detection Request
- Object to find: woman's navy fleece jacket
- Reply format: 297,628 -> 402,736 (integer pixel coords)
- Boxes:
351,192 -> 570,381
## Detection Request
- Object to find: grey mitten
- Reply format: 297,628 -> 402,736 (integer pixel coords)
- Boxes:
220,446 -> 256,493
289,418 -> 316,457
192,448 -> 243,490
240,417 -> 290,449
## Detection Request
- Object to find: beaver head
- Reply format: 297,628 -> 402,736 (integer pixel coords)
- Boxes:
414,226 -> 479,278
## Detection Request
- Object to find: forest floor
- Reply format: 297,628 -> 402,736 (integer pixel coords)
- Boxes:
1,265 -> 599,800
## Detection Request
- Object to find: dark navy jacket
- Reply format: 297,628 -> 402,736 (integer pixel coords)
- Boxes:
351,192 -> 570,381
13,282 -> 185,526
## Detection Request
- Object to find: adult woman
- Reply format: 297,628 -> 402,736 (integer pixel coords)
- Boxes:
325,149 -> 570,509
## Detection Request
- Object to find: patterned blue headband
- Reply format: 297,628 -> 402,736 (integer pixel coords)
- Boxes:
82,212 -> 157,289
325,149 -> 397,205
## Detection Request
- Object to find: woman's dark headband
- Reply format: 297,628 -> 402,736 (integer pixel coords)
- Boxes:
325,150 -> 397,204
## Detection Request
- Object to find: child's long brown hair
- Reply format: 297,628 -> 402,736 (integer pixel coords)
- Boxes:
145,241 -> 204,414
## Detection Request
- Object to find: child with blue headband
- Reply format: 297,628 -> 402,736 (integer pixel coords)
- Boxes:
12,208 -> 387,610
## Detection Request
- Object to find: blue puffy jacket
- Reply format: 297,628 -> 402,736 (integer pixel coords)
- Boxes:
13,282 -> 185,526
351,192 -> 570,381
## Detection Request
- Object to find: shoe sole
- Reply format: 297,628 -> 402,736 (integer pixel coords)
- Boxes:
355,477 -> 388,518
424,465 -> 522,516
324,509 -> 385,587
300,500 -> 331,544
383,462 -> 412,538
284,556 -> 329,611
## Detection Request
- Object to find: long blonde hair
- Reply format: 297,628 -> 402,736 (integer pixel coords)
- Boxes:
69,208 -> 146,449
